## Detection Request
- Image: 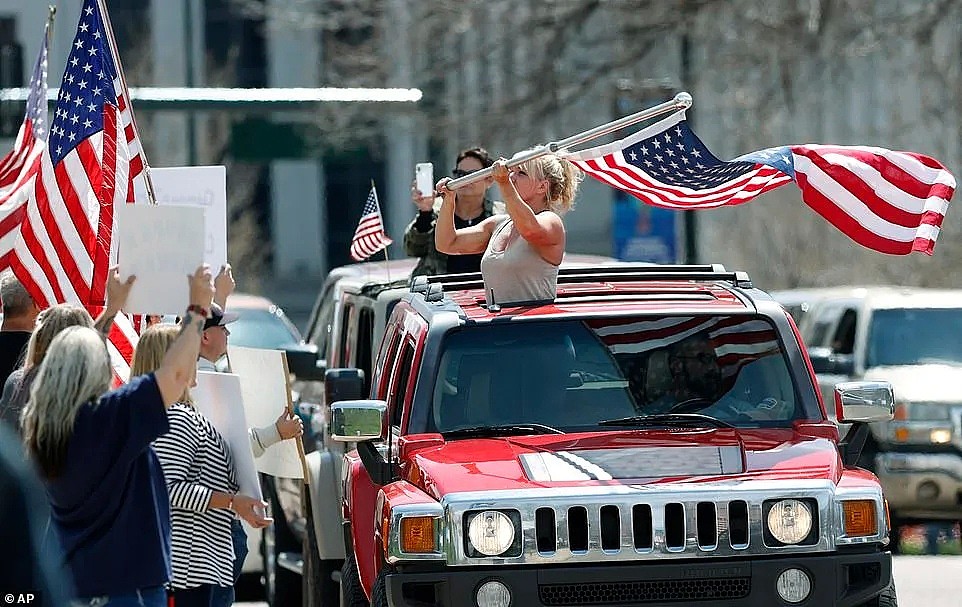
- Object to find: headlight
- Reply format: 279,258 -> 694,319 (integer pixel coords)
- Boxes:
766,499 -> 813,545
467,511 -> 515,556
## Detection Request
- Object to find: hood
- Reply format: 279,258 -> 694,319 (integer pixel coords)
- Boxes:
863,364 -> 962,403
406,428 -> 841,499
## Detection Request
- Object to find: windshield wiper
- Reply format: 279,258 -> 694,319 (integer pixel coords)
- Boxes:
598,413 -> 735,429
442,423 -> 564,439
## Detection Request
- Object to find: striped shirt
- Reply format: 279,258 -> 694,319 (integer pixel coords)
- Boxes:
152,403 -> 239,589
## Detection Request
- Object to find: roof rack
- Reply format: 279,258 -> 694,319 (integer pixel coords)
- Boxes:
409,264 -> 753,295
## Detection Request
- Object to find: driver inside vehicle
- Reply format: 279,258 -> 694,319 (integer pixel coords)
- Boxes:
646,331 -> 754,419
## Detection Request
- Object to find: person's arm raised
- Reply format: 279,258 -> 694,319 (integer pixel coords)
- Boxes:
92,267 -> 136,336
496,160 -> 564,250
155,266 -> 214,408
434,177 -> 498,255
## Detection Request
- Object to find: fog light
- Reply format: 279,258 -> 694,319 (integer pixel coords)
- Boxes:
776,568 -> 812,603
917,481 -> 940,501
476,580 -> 511,607
930,429 -> 952,444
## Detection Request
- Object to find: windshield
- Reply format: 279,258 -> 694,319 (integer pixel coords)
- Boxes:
226,308 -> 302,350
428,316 -> 804,433
866,308 -> 962,367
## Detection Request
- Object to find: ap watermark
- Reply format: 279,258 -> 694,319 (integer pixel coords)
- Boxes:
3,595 -> 35,604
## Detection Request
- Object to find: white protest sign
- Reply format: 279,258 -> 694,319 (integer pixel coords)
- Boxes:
192,371 -> 264,502
134,166 -> 227,269
116,204 -> 204,314
227,345 -> 308,480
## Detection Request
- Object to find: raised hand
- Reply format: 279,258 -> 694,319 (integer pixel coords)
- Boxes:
214,263 -> 235,307
106,266 -> 136,313
275,409 -> 304,441
188,265 -> 215,310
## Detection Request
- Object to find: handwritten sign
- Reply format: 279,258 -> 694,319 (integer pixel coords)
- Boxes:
227,345 -> 308,480
116,203 -> 205,314
134,166 -> 227,269
193,371 -> 264,502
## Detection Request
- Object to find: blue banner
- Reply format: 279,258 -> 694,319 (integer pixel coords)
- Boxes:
612,191 -> 681,263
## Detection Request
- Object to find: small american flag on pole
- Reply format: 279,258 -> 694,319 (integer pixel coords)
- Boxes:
562,109 -> 956,256
0,21 -> 49,267
350,184 -> 393,261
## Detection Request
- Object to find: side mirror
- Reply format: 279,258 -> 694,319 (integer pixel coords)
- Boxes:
330,399 -> 387,442
835,381 -> 895,423
325,368 -> 365,404
808,347 -> 855,375
285,345 -> 326,381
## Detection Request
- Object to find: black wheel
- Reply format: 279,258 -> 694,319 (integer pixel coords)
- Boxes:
340,554 -> 369,607
261,477 -> 302,607
859,582 -> 897,607
302,493 -> 341,607
370,567 -> 390,607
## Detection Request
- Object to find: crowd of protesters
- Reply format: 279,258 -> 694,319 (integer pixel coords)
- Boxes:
0,264 -> 301,607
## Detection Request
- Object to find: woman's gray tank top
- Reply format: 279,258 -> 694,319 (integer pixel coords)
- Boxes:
480,217 -> 559,305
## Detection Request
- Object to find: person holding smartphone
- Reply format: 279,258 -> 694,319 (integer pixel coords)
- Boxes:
404,146 -> 505,277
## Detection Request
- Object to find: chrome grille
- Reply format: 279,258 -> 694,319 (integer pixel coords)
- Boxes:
442,482 -> 837,566
535,500 -> 751,556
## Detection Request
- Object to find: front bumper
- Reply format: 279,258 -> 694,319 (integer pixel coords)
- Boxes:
876,451 -> 962,519
385,551 -> 891,607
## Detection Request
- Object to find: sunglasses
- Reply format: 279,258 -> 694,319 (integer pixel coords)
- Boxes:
451,168 -> 479,178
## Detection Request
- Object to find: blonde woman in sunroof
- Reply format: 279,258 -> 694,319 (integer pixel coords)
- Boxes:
434,150 -> 583,305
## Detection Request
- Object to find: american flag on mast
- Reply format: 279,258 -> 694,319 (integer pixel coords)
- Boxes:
9,0 -> 147,309
561,109 -> 956,256
350,184 -> 393,261
0,21 -> 49,268
3,0 -> 147,383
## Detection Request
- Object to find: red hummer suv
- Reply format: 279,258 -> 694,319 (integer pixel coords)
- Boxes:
327,265 -> 897,607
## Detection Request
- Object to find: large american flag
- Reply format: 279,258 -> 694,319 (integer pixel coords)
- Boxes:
0,22 -> 48,268
3,1 -> 144,381
562,109 -> 956,256
9,0 -> 146,310
350,184 -> 393,261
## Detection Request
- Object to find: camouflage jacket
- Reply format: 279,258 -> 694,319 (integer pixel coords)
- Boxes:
403,197 -> 505,277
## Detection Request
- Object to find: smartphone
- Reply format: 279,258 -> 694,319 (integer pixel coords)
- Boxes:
415,162 -> 434,198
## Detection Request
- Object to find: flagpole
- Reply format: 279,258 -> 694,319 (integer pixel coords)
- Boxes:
95,0 -> 160,205
373,179 -> 392,283
446,92 -> 693,191
46,5 -> 56,33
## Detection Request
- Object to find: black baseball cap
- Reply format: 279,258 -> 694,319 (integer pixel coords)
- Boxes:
204,303 -> 239,331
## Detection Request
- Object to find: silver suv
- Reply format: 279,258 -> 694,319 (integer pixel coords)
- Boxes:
800,287 -> 962,545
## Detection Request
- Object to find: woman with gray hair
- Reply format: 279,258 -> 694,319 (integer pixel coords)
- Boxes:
20,266 -> 215,607
0,289 -> 145,433
435,151 -> 583,305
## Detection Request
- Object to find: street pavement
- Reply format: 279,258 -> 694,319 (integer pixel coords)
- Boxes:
237,555 -> 962,606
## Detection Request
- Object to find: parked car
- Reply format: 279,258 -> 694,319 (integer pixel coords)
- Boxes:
800,286 -> 962,550
323,264 -> 896,606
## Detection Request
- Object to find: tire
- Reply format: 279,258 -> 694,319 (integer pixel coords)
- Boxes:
340,554 -> 370,607
859,582 -> 898,607
261,477 -> 302,607
370,569 -> 390,607
302,493 -> 341,607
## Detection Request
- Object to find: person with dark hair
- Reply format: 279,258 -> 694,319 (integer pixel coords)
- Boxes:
0,270 -> 40,386
404,146 -> 504,277
0,422 -> 72,606
20,266 -> 214,607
